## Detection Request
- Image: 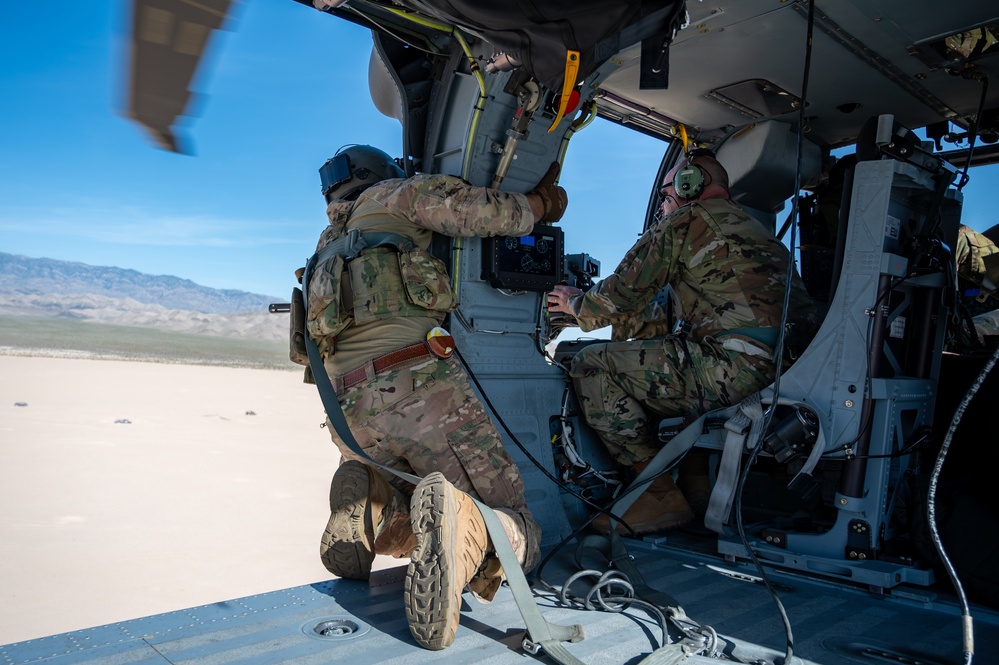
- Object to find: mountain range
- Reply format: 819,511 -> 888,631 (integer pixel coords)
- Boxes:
0,253 -> 287,342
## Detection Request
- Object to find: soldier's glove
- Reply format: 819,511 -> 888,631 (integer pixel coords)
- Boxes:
529,162 -> 568,223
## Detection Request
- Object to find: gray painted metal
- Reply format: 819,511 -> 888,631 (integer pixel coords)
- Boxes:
4,542 -> 996,664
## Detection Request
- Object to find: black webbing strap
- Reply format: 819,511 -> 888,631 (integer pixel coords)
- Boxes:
302,246 -> 422,485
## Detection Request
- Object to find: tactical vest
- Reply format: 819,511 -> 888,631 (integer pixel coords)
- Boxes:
304,226 -> 457,344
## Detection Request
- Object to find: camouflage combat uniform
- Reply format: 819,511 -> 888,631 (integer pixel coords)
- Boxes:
565,198 -> 819,465
955,225 -> 999,340
308,174 -> 541,571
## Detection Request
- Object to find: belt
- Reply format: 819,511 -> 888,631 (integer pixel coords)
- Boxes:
334,341 -> 433,393
714,326 -> 779,348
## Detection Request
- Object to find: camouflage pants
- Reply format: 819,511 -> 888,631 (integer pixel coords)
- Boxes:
569,335 -> 774,466
326,353 -> 540,571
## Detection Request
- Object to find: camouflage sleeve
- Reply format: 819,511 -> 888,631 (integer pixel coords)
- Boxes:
610,302 -> 671,341
371,175 -> 536,238
974,309 -> 999,338
956,225 -> 999,290
569,216 -> 680,332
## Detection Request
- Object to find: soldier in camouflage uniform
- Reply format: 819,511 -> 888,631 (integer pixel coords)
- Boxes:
305,146 -> 566,650
549,150 -> 819,533
955,224 -> 999,342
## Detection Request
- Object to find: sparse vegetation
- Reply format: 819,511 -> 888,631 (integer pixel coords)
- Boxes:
0,315 -> 295,370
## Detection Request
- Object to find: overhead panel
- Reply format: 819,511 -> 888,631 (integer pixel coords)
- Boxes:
596,0 -> 999,148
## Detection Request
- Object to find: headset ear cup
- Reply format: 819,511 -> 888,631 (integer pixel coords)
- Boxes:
673,163 -> 705,200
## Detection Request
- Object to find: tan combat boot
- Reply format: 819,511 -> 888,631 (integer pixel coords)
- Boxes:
404,472 -> 491,650
320,460 -> 413,580
592,461 -> 694,534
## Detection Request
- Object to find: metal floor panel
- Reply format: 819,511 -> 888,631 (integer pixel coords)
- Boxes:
3,542 -> 997,665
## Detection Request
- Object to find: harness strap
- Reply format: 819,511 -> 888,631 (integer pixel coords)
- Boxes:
637,645 -> 694,664
704,393 -> 764,534
474,497 -> 586,663
704,393 -> 827,534
313,228 -> 417,266
604,411 -> 712,521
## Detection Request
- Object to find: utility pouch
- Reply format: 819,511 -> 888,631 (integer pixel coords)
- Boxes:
306,253 -> 351,339
289,287 -> 309,366
399,247 -> 457,313
348,249 -> 416,325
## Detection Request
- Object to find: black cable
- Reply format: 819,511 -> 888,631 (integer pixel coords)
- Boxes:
838,430 -> 933,461
730,3 -> 818,662
957,73 -> 989,191
453,295 -> 701,653
453,346 -> 640,537
926,345 -> 997,665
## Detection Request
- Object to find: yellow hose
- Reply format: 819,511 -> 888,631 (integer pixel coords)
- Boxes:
380,7 -> 489,300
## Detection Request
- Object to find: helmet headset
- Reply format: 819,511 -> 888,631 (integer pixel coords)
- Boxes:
319,145 -> 405,202
672,148 -> 716,200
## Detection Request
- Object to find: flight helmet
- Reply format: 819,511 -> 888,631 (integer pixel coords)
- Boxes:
319,145 -> 405,202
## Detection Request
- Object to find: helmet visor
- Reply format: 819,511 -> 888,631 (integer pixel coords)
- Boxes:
319,154 -> 351,197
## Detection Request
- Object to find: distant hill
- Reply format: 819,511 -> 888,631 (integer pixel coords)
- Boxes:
0,252 -> 278,313
0,253 -> 287,344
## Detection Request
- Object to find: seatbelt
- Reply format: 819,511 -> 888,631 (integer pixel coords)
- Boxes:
600,408 -> 723,522
475,497 -> 586,663
704,393 -> 827,535
704,394 -> 764,535
302,251 -> 586,664
637,645 -> 694,664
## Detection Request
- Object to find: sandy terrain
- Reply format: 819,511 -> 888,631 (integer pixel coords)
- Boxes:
0,355 -> 404,646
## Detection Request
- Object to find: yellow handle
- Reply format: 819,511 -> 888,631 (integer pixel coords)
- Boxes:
547,50 -> 580,133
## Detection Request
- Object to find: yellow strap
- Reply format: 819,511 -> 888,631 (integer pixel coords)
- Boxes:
679,123 -> 689,152
547,50 -> 580,133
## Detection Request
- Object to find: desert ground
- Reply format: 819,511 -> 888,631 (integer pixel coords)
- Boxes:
0,354 -> 403,645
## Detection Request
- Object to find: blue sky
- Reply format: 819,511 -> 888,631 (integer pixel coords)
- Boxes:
1,2 -> 996,301
0,1 -> 662,300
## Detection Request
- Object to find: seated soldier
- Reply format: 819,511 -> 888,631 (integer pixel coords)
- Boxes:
955,223 -> 999,343
548,149 -> 819,533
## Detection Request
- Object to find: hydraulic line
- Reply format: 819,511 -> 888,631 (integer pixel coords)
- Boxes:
380,6 -> 487,302
556,100 -> 598,166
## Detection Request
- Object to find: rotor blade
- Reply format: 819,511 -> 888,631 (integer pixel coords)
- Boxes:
126,0 -> 234,152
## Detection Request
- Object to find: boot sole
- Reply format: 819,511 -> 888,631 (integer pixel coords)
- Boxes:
320,461 -> 374,581
405,472 -> 461,650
